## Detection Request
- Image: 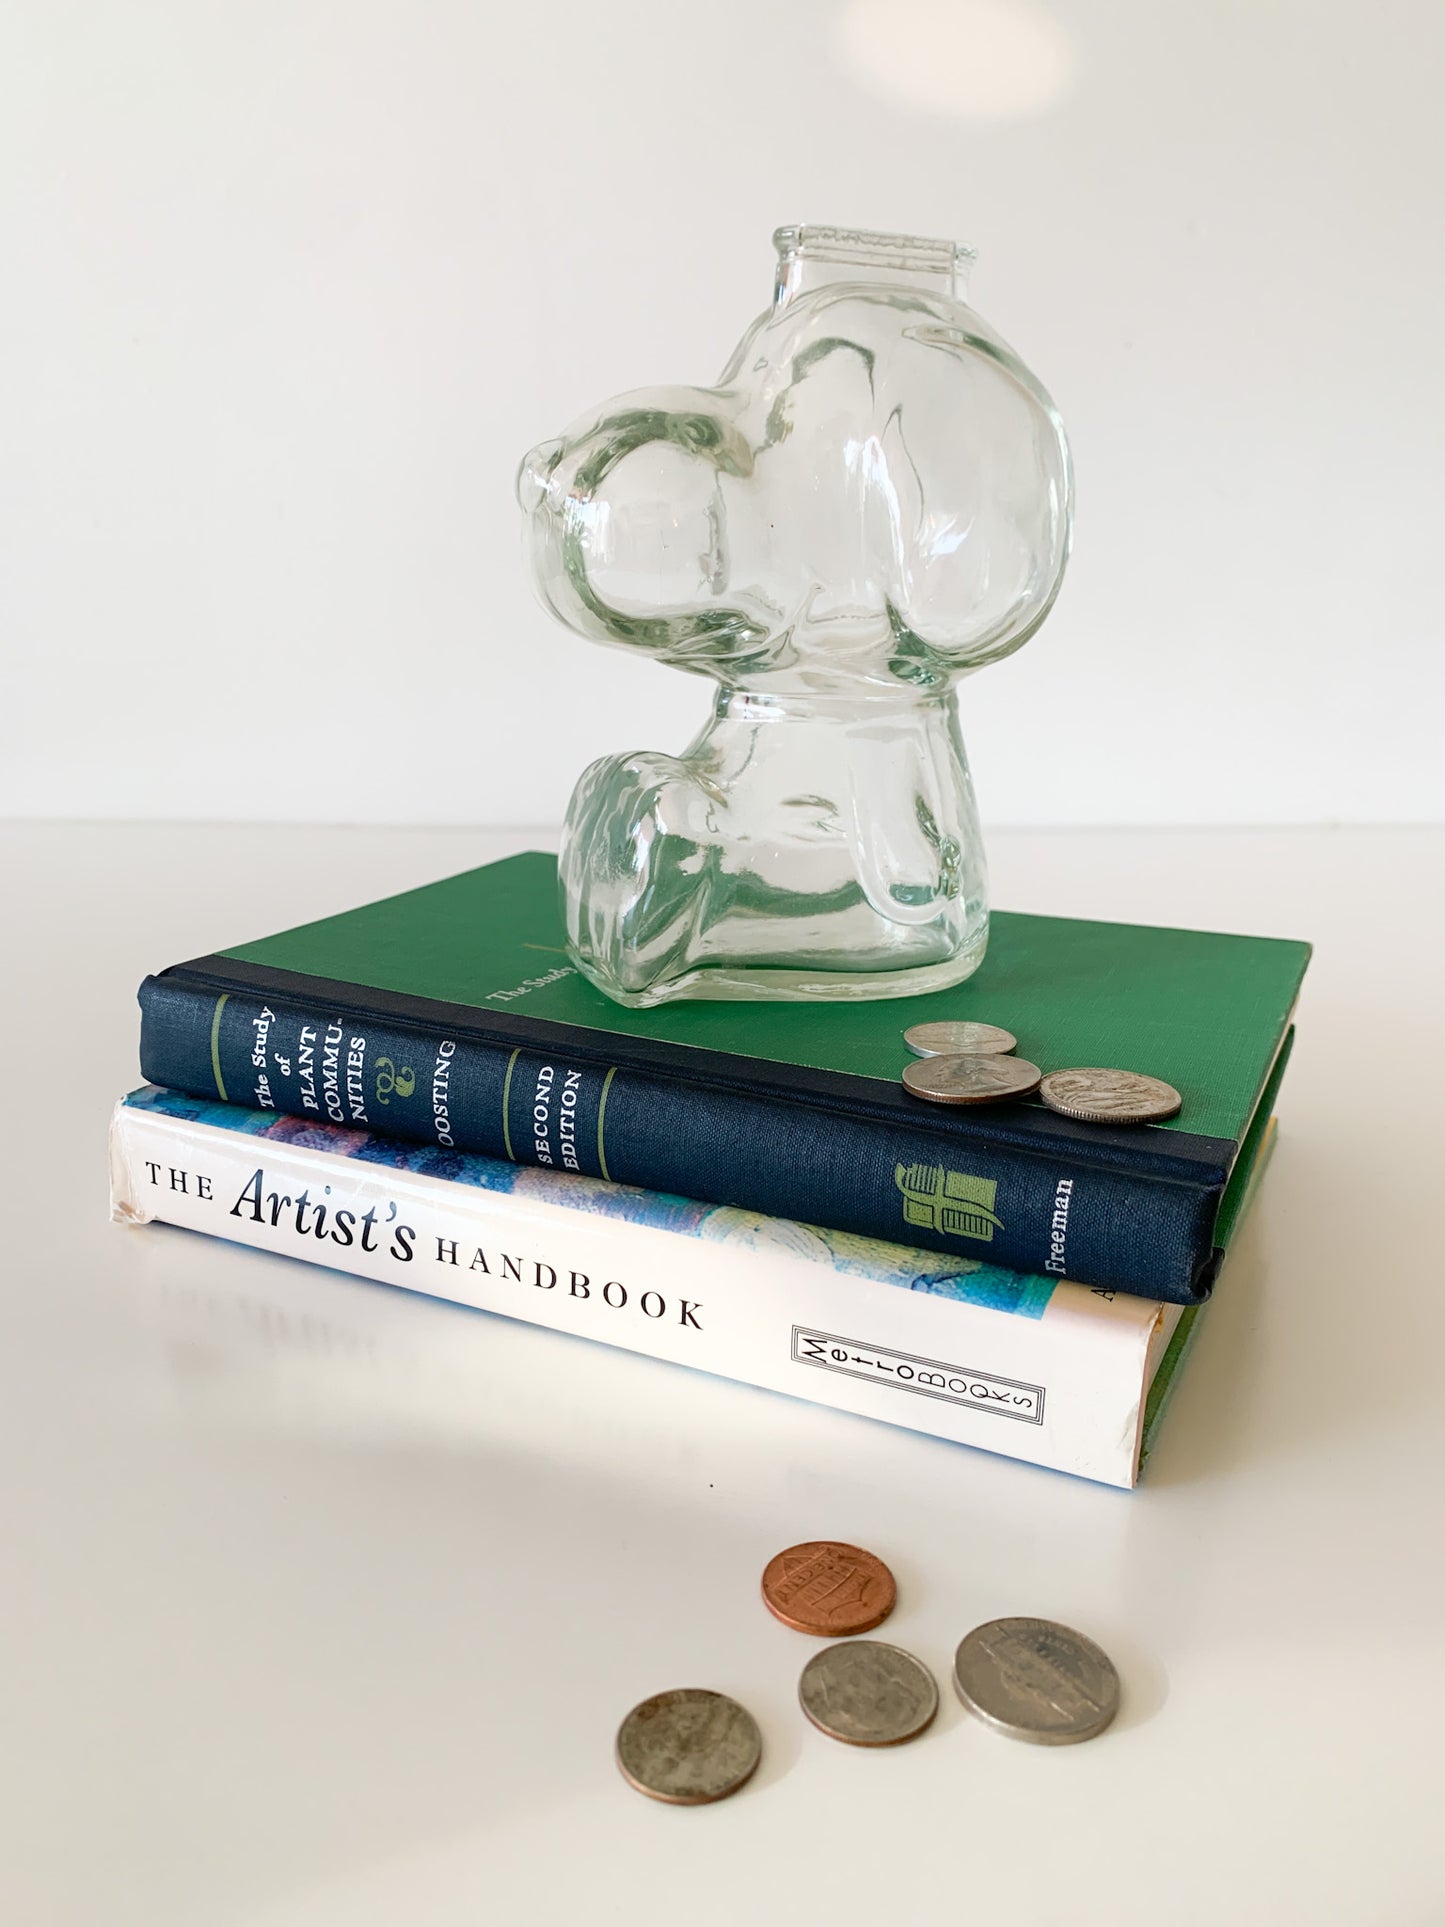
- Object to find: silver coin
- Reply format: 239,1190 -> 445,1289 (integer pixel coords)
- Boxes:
1038,1067 -> 1182,1124
615,1688 -> 762,1804
904,1020 -> 1018,1059
798,1639 -> 939,1748
953,1617 -> 1119,1745
902,1054 -> 1042,1106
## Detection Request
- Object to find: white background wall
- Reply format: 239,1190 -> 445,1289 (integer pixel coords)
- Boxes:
3,0 -> 1441,827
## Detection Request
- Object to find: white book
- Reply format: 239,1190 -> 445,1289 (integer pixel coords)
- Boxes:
108,1087 -> 1242,1488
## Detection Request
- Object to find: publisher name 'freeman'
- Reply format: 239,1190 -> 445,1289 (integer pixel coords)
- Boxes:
1045,1177 -> 1074,1274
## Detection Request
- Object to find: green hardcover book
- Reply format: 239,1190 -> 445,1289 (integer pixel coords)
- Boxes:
137,852 -> 1309,1303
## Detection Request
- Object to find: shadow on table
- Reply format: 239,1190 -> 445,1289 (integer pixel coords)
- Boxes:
1140,1126 -> 1412,1489
26,1225 -> 833,1927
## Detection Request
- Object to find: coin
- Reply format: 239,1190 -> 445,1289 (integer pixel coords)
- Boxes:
1038,1067 -> 1182,1124
904,1020 -> 1018,1059
615,1688 -> 762,1804
799,1639 -> 939,1747
952,1617 -> 1120,1745
761,1540 -> 897,1636
901,1055 -> 1042,1105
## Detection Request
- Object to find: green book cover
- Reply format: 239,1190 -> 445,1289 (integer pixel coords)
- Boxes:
219,851 -> 1305,1146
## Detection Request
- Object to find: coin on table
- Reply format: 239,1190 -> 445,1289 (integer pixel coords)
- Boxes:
1038,1067 -> 1182,1124
952,1617 -> 1120,1745
904,1020 -> 1018,1059
615,1688 -> 762,1805
799,1639 -> 939,1748
761,1540 -> 897,1636
901,1054 -> 1042,1106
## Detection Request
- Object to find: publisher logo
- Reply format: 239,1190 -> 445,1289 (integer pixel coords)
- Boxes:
895,1163 -> 1002,1242
374,1056 -> 416,1106
792,1326 -> 1044,1425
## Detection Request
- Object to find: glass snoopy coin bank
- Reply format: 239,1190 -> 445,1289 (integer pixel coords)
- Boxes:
518,225 -> 1072,1008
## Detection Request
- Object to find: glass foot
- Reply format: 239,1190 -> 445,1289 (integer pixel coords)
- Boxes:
569,932 -> 988,1009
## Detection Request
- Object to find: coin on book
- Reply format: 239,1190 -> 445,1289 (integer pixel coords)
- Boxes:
901,1054 -> 1042,1105
761,1540 -> 897,1636
952,1617 -> 1119,1745
799,1640 -> 939,1747
1038,1067 -> 1182,1124
903,1020 -> 1017,1058
615,1688 -> 762,1804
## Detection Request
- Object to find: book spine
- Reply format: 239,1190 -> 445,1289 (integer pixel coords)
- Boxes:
138,975 -> 1220,1303
109,1100 -> 1166,1487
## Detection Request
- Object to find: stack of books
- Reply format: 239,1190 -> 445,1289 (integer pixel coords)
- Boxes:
110,853 -> 1309,1487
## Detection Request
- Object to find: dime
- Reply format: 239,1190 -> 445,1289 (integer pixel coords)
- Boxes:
761,1540 -> 897,1636
904,1020 -> 1017,1059
952,1617 -> 1120,1745
901,1054 -> 1042,1105
615,1688 -> 762,1805
799,1639 -> 938,1747
1038,1067 -> 1182,1124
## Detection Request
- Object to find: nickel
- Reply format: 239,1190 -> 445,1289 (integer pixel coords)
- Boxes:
761,1540 -> 897,1636
902,1054 -> 1042,1106
615,1688 -> 762,1804
952,1617 -> 1120,1745
1039,1067 -> 1182,1124
799,1639 -> 939,1748
904,1020 -> 1017,1059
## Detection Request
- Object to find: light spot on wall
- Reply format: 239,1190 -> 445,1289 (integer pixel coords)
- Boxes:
835,0 -> 1078,121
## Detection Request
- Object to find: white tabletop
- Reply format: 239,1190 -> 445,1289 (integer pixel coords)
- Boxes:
4,822 -> 1442,1927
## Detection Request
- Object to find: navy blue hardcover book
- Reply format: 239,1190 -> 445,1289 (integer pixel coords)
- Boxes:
137,852 -> 1308,1303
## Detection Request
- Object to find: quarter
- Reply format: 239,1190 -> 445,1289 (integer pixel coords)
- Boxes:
799,1639 -> 939,1747
952,1617 -> 1120,1745
1038,1067 -> 1182,1124
761,1540 -> 897,1636
904,1020 -> 1017,1058
901,1054 -> 1042,1105
615,1688 -> 763,1804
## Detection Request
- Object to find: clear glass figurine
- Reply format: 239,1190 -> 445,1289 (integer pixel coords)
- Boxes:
518,224 -> 1072,1007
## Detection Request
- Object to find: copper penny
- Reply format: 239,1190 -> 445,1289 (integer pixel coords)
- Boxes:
761,1540 -> 897,1637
